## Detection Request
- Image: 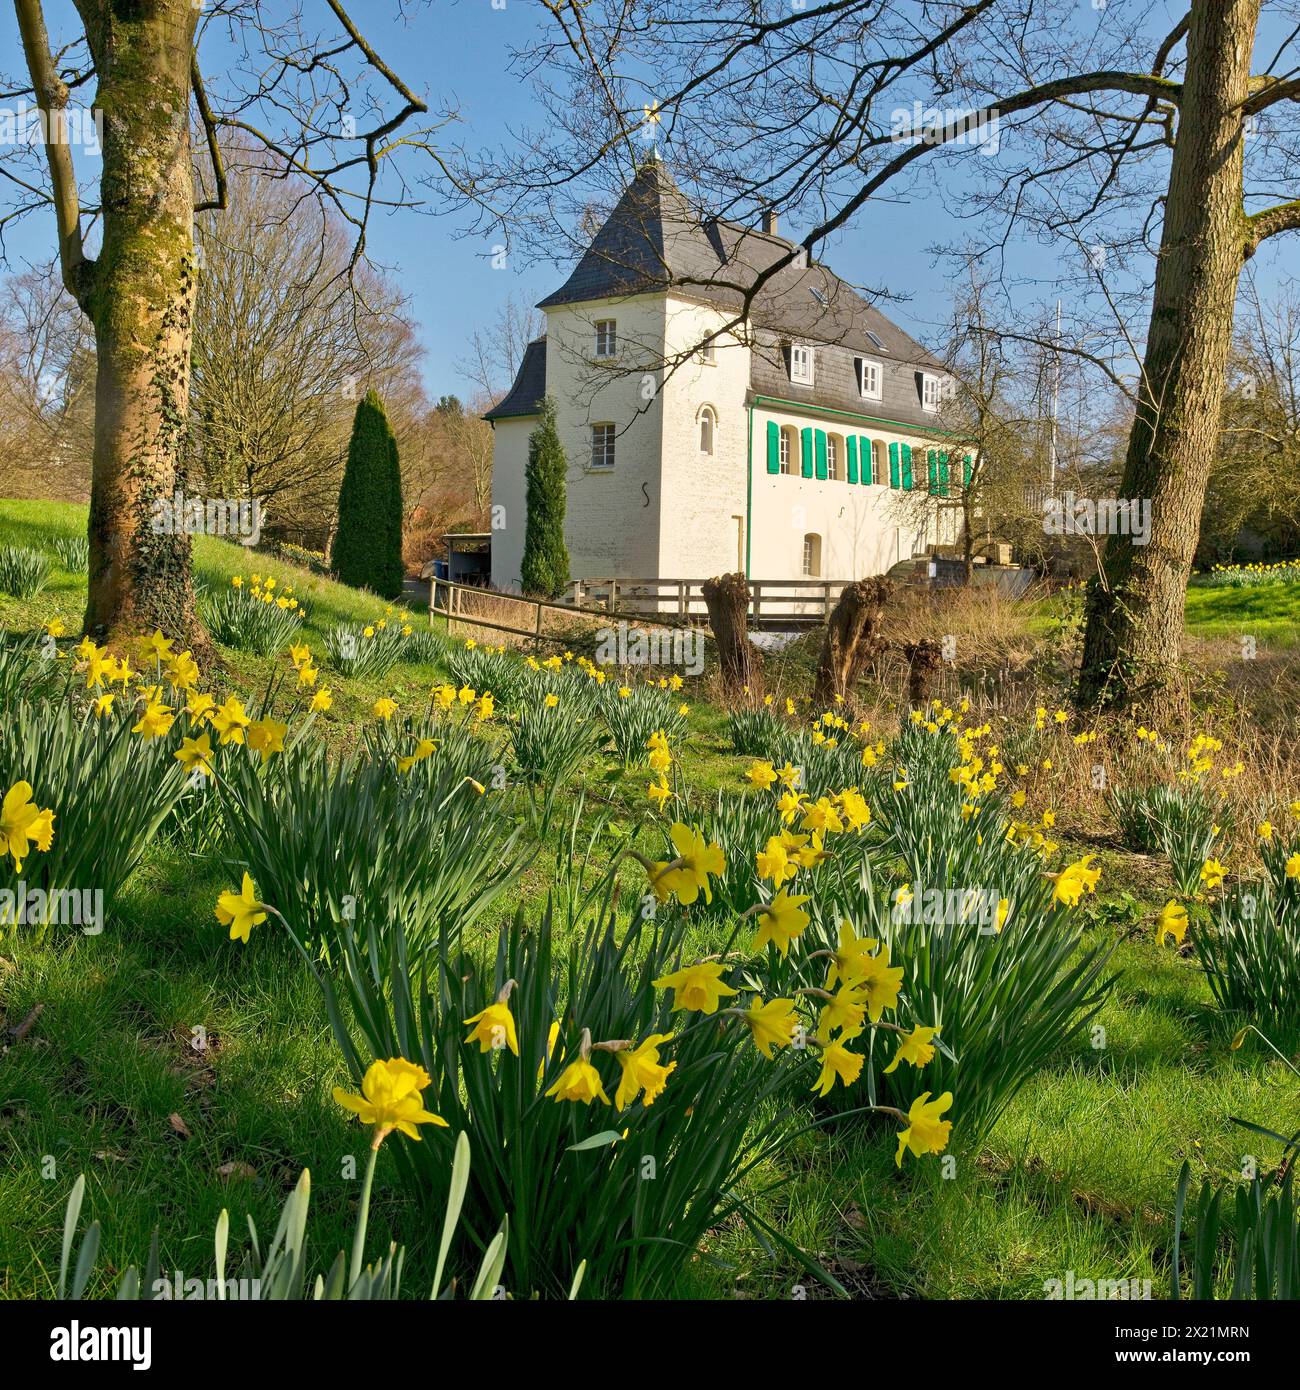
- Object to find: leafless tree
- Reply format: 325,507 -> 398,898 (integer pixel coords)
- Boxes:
189,157 -> 429,545
457,292 -> 546,406
0,262 -> 95,498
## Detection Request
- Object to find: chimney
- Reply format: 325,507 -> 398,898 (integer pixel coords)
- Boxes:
762,208 -> 778,236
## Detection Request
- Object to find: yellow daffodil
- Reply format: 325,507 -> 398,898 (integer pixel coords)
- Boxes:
333,1058 -> 447,1142
883,1025 -> 940,1074
818,983 -> 868,1039
247,716 -> 287,763
614,1034 -> 676,1110
895,1091 -> 954,1165
1157,899 -> 1189,945
215,872 -> 268,944
132,698 -> 174,741
373,697 -> 398,721
811,1037 -> 863,1096
741,997 -> 800,1058
651,823 -> 725,905
1050,854 -> 1101,907
0,781 -> 55,871
397,737 -> 437,774
745,760 -> 778,790
756,835 -> 794,886
857,943 -> 904,1021
824,920 -> 878,989
652,960 -> 739,1014
751,888 -> 811,957
546,1057 -> 610,1105
211,696 -> 251,745
175,733 -> 215,778
185,691 -> 215,727
463,1000 -> 519,1055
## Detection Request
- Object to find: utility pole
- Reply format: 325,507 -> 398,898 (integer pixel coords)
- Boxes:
1048,298 -> 1061,494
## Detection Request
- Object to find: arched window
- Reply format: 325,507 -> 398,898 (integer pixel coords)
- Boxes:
779,425 -> 798,475
871,439 -> 886,485
827,433 -> 843,481
698,405 -> 716,455
802,532 -> 822,577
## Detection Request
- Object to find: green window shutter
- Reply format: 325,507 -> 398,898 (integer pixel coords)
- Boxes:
888,441 -> 900,488
814,429 -> 828,480
928,449 -> 938,495
900,443 -> 913,490
800,427 -> 814,478
963,453 -> 973,487
861,437 -> 873,484
846,436 -> 858,485
766,420 -> 780,474
939,451 -> 950,497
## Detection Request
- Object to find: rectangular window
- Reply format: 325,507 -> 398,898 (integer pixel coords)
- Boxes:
802,535 -> 815,576
857,357 -> 883,401
827,437 -> 838,480
594,320 -> 617,357
700,340 -> 716,363
779,431 -> 791,474
590,423 -> 616,470
921,373 -> 940,412
789,344 -> 814,385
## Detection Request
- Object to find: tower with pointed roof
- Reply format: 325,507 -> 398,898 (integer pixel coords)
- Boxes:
485,160 -> 965,593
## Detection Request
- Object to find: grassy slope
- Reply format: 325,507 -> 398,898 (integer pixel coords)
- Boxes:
2,498 -> 1299,1299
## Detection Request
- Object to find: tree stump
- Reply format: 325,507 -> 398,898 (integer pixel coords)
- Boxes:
902,639 -> 943,707
813,577 -> 892,707
702,572 -> 760,696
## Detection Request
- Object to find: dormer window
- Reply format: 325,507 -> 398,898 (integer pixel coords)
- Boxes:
921,372 -> 941,412
789,344 -> 814,385
856,357 -> 883,401
594,320 -> 617,357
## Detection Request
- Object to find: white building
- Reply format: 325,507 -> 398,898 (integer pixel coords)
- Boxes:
486,157 -> 965,593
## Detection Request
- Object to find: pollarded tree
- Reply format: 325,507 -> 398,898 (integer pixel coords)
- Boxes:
332,391 -> 404,599
7,0 -> 468,646
521,397 -> 570,600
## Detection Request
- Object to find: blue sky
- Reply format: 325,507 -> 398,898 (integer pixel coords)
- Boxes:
1,1 -> 1295,401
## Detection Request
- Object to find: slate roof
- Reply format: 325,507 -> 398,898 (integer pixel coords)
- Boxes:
482,336 -> 548,421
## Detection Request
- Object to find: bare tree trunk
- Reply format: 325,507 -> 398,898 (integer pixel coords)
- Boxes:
902,639 -> 942,707
79,1 -> 204,646
1077,0 -> 1259,713
702,572 -> 760,696
813,577 -> 890,706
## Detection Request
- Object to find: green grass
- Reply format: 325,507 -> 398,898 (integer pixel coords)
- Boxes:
2,498 -> 1298,1299
1185,575 -> 1300,647
0,499 -> 455,746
